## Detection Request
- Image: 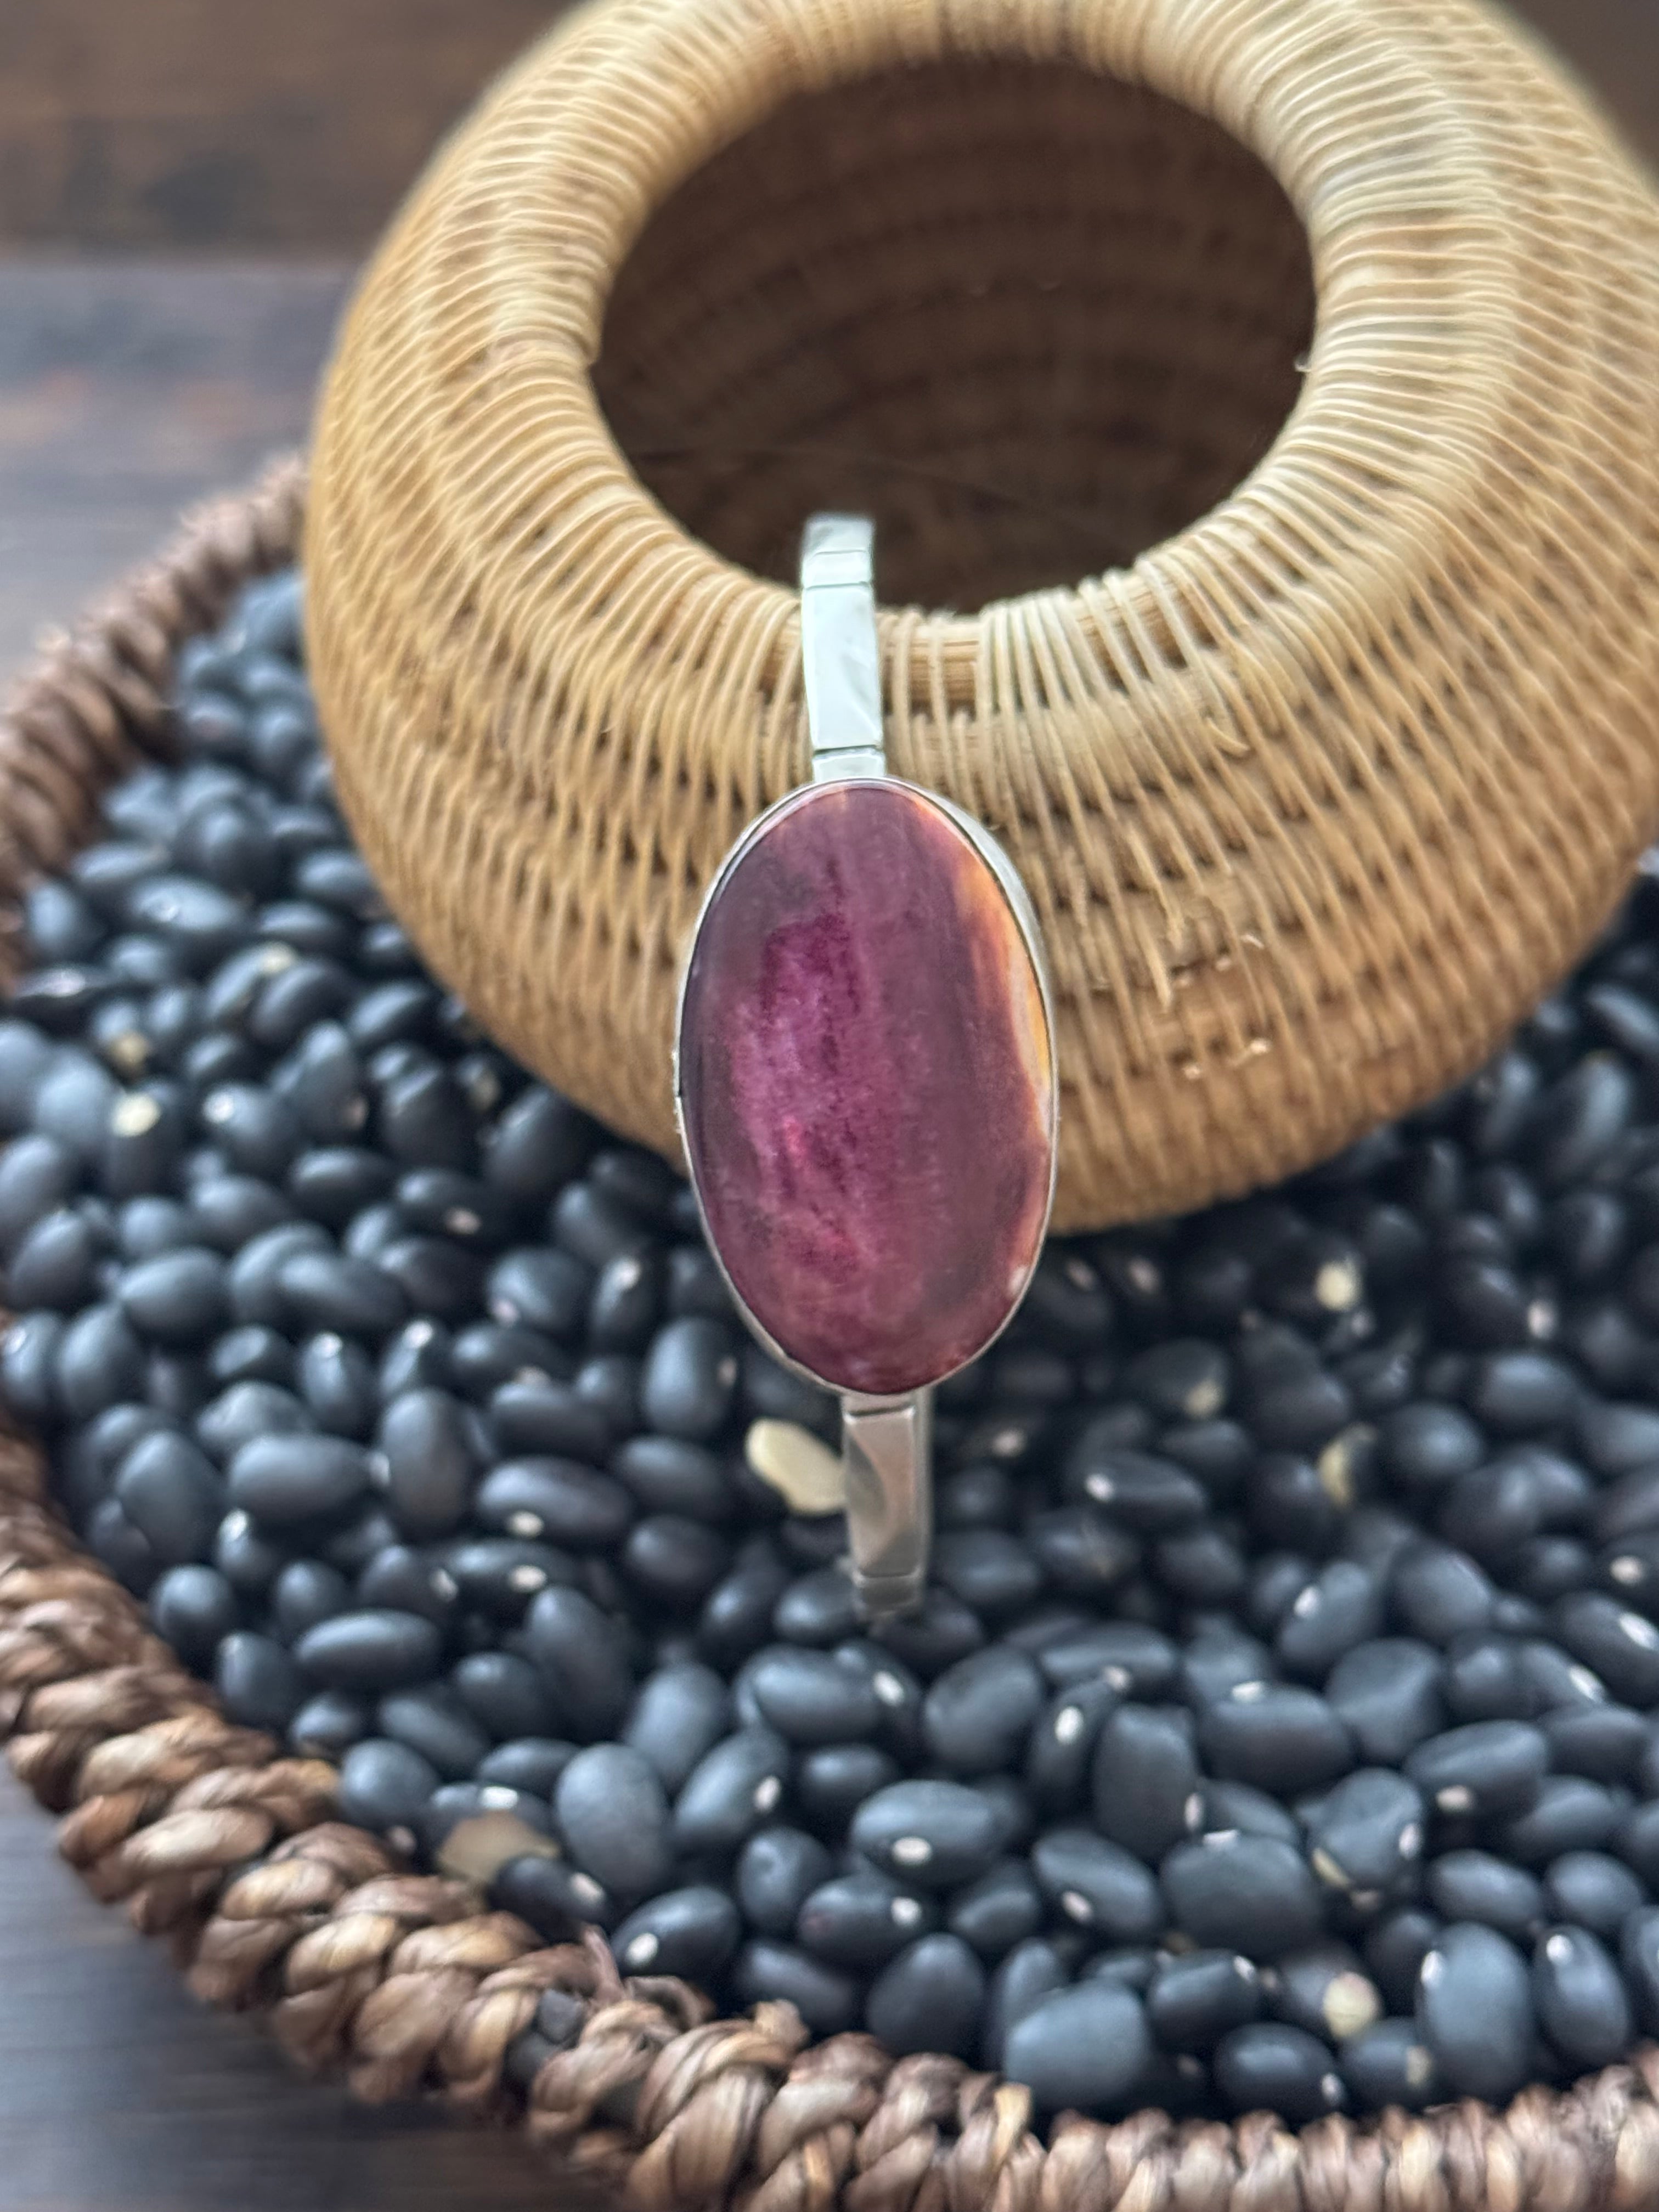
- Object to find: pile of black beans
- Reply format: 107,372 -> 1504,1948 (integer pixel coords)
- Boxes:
14,570 -> 1659,2126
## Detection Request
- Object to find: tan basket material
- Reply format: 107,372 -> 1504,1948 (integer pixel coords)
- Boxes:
5,464 -> 1659,2204
305,0 -> 1659,1232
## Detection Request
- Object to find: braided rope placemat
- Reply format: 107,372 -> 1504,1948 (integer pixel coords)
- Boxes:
1,464 -> 1658,2209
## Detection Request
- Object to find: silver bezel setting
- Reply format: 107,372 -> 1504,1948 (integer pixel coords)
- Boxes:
671,775 -> 1060,1396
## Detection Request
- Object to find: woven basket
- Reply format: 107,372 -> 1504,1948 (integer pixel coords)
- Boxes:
305,0 -> 1659,1233
8,469 -> 1659,2207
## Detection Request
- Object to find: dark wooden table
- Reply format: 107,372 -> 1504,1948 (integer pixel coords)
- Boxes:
0,5 -> 1652,2199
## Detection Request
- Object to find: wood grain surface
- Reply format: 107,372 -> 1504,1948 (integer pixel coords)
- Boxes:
0,0 -> 1650,250
0,3 -> 1652,2203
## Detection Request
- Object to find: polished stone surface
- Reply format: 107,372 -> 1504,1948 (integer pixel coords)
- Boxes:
679,780 -> 1054,1397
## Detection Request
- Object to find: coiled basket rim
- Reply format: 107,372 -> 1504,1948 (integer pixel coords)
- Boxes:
1,462 -> 1659,2208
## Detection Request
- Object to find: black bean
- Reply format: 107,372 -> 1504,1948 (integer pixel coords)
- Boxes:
190,1177 -> 294,1257
1545,1702 -> 1646,1786
274,1248 -> 405,1340
730,1942 -> 859,2035
520,1585 -> 635,1738
9,1208 -> 104,1311
87,1497 -> 156,1592
448,1320 -> 567,1400
869,1588 -> 983,1675
797,1871 -> 934,1969
209,1324 -> 292,1389
472,1459 -> 628,1556
226,1432 -> 370,1526
944,1859 -> 1043,1962
1197,1681 -> 1353,1796
612,1885 -> 741,1980
1543,1850 -> 1643,1937
214,1629 -> 304,1730
1496,1776 -> 1622,1865
270,1558 -> 351,1640
1161,1833 -> 1324,1959
1026,1678 -> 1118,1812
211,1507 -> 287,1595
1276,1561 -> 1385,1679
622,1517 -> 732,1610
611,1436 -> 734,1525
1147,1950 -> 1261,2052
1090,1705 -> 1198,1862
919,1649 -> 1045,1776
1358,1906 -> 1438,2015
1031,1826 -> 1163,1940
1262,1942 -> 1381,2044
472,1738 -> 572,1796
1620,1908 -> 1659,2035
489,1852 -> 611,1940
550,1179 -> 653,1271
1304,1768 -> 1424,1903
372,1683 -> 488,1778
1213,2022 -> 1346,2123
1414,1922 -> 1534,2101
291,1688 -> 370,1758
1378,1403 -> 1486,1488
612,1665 -> 729,1801
978,1938 -> 1070,2069
931,1528 -> 1044,1617
1022,1505 -> 1141,1598
489,1379 -> 612,1462
483,1247 -> 590,1340
733,1827 -> 833,1939
1193,1779 -> 1301,1847
1399,1718 -> 1548,1823
1554,1592 -> 1659,1704
55,1303 -> 145,1423
697,1548 -> 792,1668
1532,1925 -> 1631,2068
850,1780 -> 1003,1890
112,1429 -> 222,1564
294,1608 -> 442,1692
772,1565 -> 862,1649
336,1736 -> 443,1842
1,1312 -> 63,1426
476,1090 -> 591,1204
1463,1351 -> 1578,1435
673,1726 -> 789,1855
638,1317 -> 740,1442
1442,1632 -> 1543,1723
1035,1621 -> 1179,1697
864,1932 -> 985,2061
1153,1526 -> 1248,1605
378,1319 -> 453,1400
1000,1977 -> 1153,2114
1066,1446 -> 1206,1534
148,1561 -> 239,1666
0,1133 -> 80,1256
1340,2017 -> 1442,2112
553,1743 -> 673,1903
450,1650 -> 556,1741
744,1646 -> 882,1747
290,1333 -> 373,1440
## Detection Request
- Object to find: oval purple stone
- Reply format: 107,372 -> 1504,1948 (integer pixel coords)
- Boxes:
677,780 -> 1055,1398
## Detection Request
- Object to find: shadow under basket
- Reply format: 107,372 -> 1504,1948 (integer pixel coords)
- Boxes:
5,462 -> 1659,2208
306,0 -> 1659,1235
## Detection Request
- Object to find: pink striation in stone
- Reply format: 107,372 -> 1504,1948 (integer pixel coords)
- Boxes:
678,780 -> 1055,1398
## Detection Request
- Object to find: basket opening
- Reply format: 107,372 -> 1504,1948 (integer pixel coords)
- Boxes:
595,60 -> 1315,614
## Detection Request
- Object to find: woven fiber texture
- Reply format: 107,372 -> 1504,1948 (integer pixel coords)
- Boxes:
6,477 -> 1659,2210
304,0 -> 1659,1233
